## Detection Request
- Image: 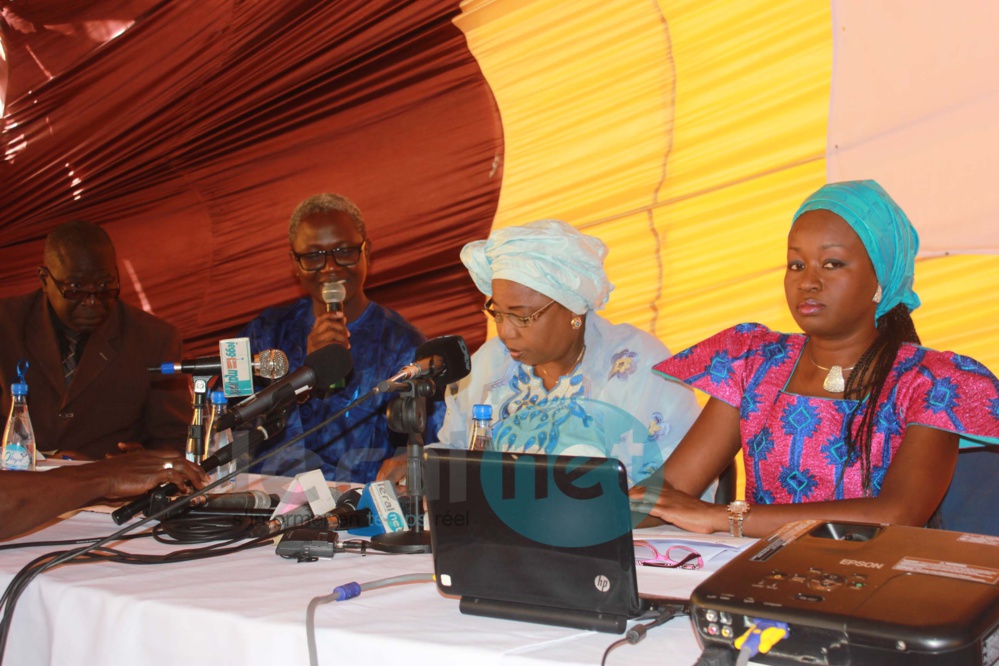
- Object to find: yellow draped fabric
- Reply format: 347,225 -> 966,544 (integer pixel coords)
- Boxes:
455,0 -> 830,364
455,0 -> 999,375
455,0 -> 999,494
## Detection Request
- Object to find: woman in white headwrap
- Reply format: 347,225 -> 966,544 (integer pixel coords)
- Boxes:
435,219 -> 701,486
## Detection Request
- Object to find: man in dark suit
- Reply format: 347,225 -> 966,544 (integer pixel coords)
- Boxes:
0,221 -> 191,459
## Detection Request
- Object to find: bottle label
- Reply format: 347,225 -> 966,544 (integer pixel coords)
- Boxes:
2,443 -> 32,471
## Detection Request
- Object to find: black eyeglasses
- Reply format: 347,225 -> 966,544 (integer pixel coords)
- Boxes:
40,267 -> 120,301
291,240 -> 368,272
482,298 -> 556,329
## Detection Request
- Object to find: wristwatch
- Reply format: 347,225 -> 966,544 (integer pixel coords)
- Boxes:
727,500 -> 751,538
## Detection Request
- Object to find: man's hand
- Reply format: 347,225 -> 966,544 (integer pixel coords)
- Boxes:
87,450 -> 209,499
307,311 -> 350,354
376,453 -> 408,488
108,441 -> 144,457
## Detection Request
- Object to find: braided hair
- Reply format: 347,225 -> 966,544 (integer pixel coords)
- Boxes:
841,303 -> 921,495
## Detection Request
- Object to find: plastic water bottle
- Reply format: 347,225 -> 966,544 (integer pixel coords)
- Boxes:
205,390 -> 234,484
468,404 -> 493,452
2,366 -> 36,471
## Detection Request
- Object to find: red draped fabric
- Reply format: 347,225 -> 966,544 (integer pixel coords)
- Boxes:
0,0 -> 501,356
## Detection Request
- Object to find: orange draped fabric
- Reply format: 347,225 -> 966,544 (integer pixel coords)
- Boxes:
0,0 -> 501,356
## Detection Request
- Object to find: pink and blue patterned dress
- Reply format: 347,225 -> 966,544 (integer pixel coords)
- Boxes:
653,323 -> 999,505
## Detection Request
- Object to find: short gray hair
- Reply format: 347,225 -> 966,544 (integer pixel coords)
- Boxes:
288,194 -> 366,245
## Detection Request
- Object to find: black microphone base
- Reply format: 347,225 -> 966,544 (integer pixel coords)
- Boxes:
368,529 -> 431,554
369,494 -> 431,553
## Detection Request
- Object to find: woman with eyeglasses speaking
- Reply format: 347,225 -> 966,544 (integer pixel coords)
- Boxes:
433,219 -> 701,488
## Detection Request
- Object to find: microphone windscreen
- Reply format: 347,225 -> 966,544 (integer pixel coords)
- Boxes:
255,349 -> 289,380
305,344 -> 353,392
321,281 -> 346,305
415,335 -> 471,386
335,488 -> 363,511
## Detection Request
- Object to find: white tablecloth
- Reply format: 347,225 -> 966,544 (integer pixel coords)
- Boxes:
0,508 -> 751,666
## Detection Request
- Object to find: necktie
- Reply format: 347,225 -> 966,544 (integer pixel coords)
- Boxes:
63,331 -> 80,386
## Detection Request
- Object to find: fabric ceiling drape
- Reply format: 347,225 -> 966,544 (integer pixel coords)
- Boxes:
0,0 -> 502,355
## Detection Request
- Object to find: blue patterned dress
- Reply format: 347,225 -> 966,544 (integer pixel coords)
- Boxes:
243,298 -> 444,482
436,313 -> 701,485
654,323 -> 999,504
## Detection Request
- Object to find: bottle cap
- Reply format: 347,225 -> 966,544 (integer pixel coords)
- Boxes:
210,390 -> 228,405
14,359 -> 29,393
472,404 -> 492,420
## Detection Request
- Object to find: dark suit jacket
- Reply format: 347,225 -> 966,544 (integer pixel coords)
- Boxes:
0,290 -> 192,458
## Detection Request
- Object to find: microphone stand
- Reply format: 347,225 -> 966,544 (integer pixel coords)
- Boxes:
184,374 -> 216,464
370,378 -> 436,554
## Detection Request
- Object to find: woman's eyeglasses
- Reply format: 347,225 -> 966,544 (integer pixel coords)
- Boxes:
40,268 -> 120,301
482,298 -> 556,329
291,240 -> 368,271
633,541 -> 703,569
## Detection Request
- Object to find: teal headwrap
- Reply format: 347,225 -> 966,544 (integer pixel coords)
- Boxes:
460,219 -> 613,314
792,180 -> 921,322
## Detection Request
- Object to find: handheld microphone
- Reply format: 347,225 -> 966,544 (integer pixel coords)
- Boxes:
253,488 -> 367,536
152,349 -> 290,380
111,415 -> 286,525
215,344 -> 352,431
381,335 -> 471,388
187,490 -> 280,510
309,489 -> 373,530
321,281 -> 346,314
252,504 -> 316,536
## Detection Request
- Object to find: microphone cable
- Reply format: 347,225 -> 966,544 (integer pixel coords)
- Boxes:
152,514 -> 259,544
0,384 -> 385,665
0,530 -> 154,552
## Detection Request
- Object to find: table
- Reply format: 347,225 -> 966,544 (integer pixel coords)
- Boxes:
0,507 -> 748,665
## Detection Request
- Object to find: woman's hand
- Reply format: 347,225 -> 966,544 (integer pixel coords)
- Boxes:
629,481 -> 727,534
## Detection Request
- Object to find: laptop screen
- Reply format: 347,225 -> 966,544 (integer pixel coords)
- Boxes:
424,448 -> 643,633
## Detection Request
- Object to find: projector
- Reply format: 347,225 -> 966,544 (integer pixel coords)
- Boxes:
690,520 -> 999,665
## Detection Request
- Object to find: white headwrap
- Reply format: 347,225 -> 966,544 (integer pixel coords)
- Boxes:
460,219 -> 614,315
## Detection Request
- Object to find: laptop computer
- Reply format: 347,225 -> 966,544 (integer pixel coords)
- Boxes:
424,448 -> 654,634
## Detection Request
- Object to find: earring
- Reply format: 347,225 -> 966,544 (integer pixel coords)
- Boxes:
873,285 -> 882,304
570,317 -> 582,329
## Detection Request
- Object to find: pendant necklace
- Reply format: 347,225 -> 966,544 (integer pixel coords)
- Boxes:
538,344 -> 586,381
807,348 -> 855,393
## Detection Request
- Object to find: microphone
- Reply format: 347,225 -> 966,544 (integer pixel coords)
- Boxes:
111,413 -> 287,525
383,335 -> 471,387
215,343 -> 352,431
321,281 -> 346,314
252,504 -> 316,536
252,488 -> 369,536
309,489 -> 373,531
187,490 -> 279,510
152,349 -> 290,380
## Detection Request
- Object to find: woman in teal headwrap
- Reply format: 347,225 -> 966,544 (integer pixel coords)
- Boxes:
633,180 -> 999,537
